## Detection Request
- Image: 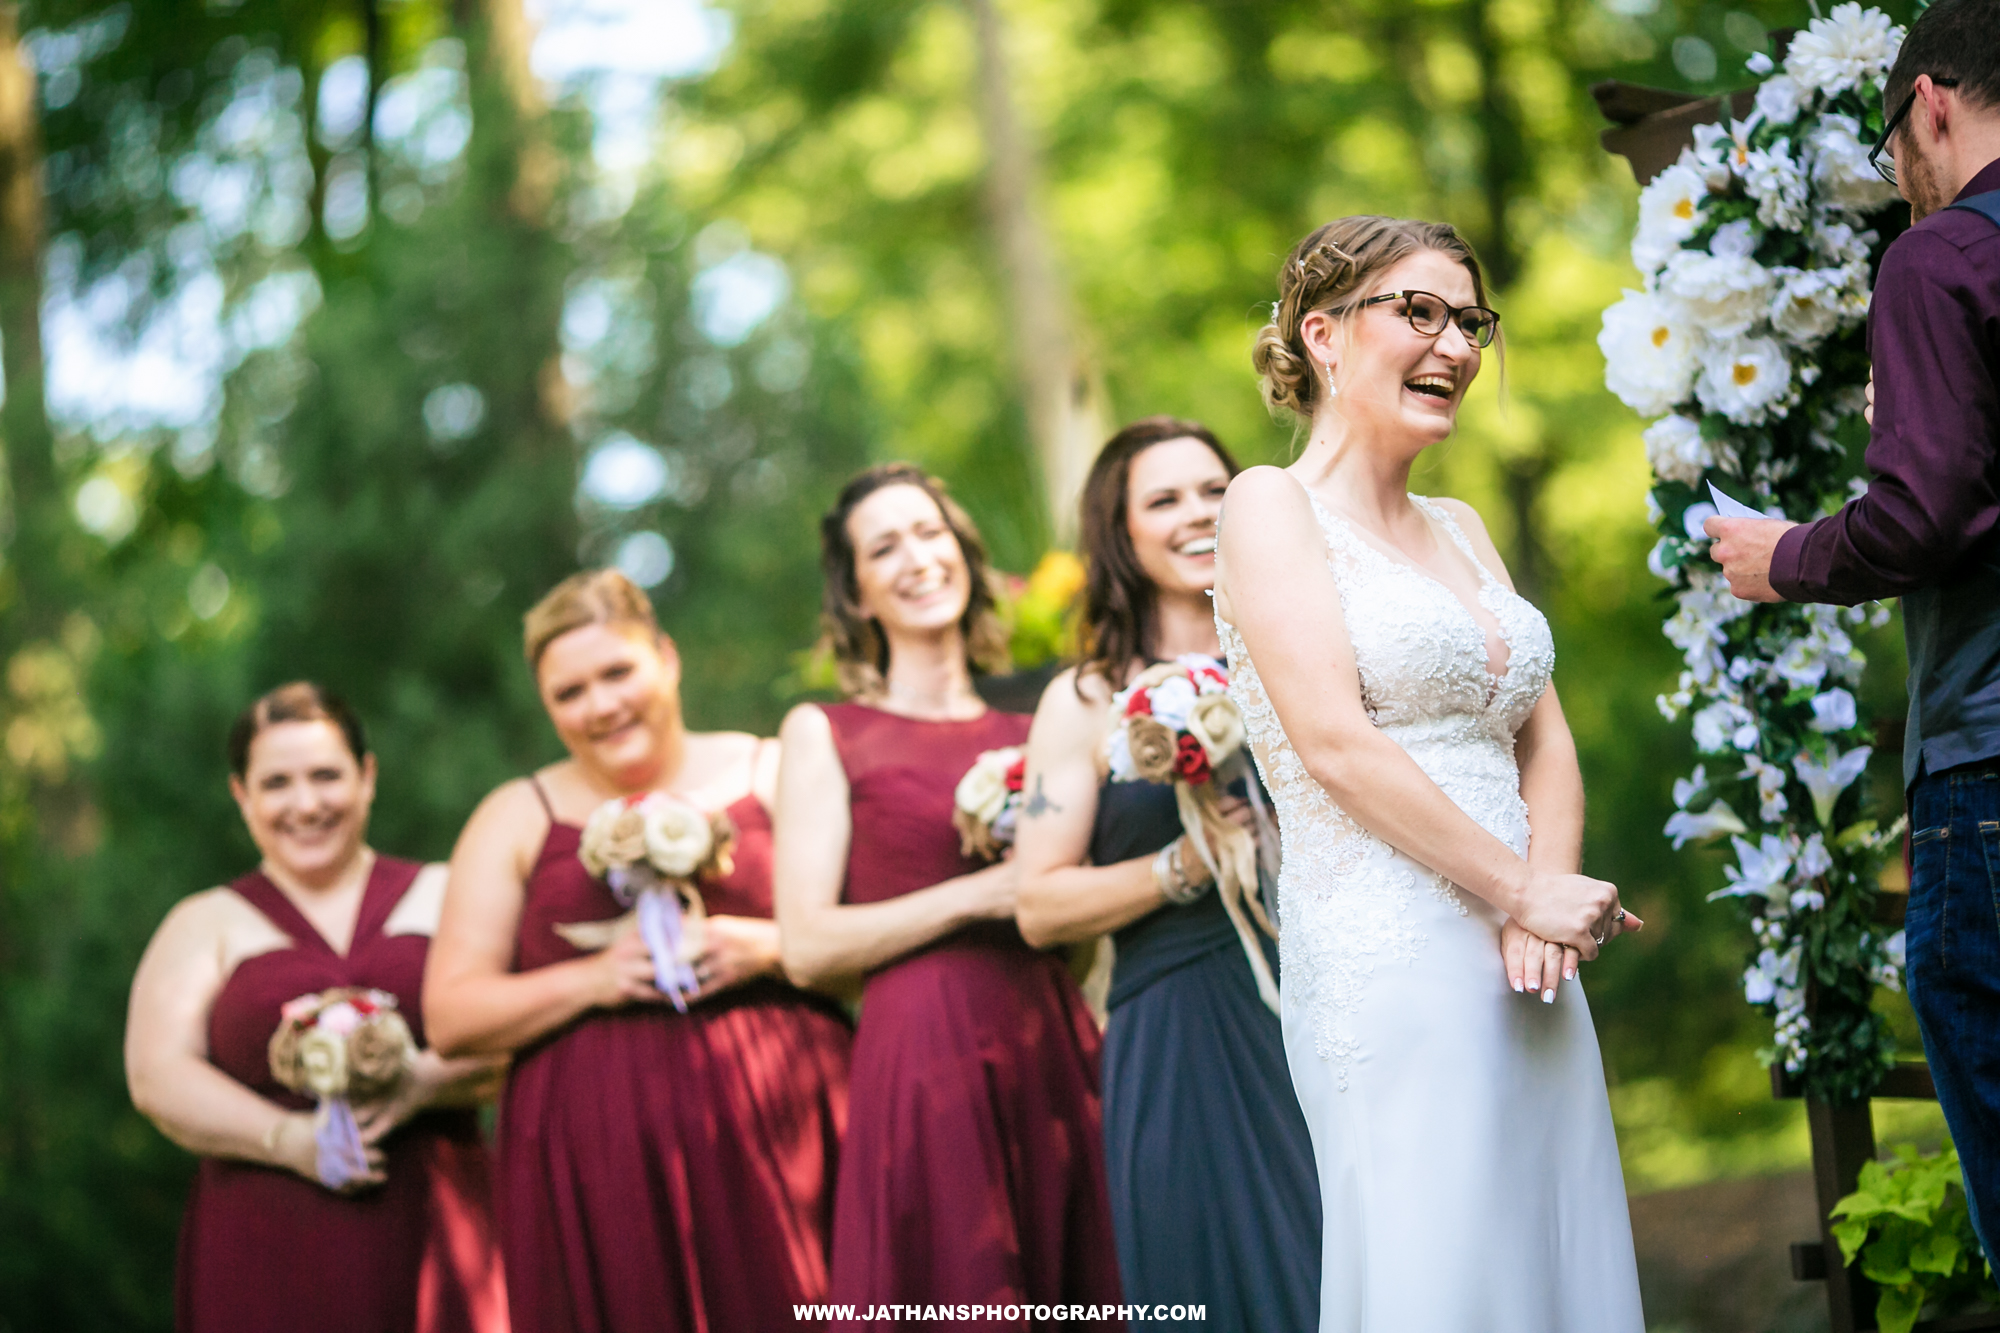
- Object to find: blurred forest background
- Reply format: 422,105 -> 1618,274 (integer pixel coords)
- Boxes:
0,0 -> 1940,1325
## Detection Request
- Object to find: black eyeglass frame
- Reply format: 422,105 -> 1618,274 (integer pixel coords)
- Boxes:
1353,290 -> 1501,349
1870,77 -> 1959,185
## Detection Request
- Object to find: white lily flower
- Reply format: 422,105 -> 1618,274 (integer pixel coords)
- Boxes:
1672,765 -> 1709,809
1665,800 -> 1748,849
1793,744 -> 1872,825
1712,833 -> 1795,904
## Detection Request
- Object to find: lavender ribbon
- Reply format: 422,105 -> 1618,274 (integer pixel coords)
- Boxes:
608,867 -> 699,1011
315,1097 -> 370,1189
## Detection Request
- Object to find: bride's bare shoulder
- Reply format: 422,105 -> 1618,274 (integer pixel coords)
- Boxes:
1223,464 -> 1307,511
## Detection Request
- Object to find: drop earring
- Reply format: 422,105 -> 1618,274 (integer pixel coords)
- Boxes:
1322,360 -> 1338,399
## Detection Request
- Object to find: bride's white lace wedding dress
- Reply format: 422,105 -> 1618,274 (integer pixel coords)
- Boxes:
1217,490 -> 1643,1332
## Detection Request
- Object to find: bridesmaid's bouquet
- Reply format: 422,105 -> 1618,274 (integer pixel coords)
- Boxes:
268,987 -> 416,1188
952,745 -> 1027,861
559,792 -> 737,1012
1108,655 -> 1280,1012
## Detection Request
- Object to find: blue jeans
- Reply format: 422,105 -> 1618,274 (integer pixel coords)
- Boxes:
1907,766 -> 2000,1260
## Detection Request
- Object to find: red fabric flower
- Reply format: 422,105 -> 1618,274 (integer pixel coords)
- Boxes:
1173,733 -> 1212,784
1004,758 -> 1027,792
1125,687 -> 1153,718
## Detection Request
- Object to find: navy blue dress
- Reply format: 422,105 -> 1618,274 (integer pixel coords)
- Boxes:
1095,777 -> 1321,1331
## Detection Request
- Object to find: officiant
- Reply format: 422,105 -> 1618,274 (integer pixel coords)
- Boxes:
1707,0 -> 2000,1259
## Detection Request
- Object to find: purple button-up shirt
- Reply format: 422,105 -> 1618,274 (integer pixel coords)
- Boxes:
1772,157 -> 2000,601
1770,155 -> 2000,782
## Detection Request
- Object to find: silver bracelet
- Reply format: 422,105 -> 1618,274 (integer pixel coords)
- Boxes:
1154,839 -> 1210,906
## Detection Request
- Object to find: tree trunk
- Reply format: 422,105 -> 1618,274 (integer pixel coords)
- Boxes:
965,0 -> 1104,543
0,1 -> 51,606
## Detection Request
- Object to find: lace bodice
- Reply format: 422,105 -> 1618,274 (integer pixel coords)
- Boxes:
1215,491 -> 1556,1087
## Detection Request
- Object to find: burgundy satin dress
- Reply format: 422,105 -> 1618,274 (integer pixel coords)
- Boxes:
177,855 -> 507,1333
821,703 -> 1123,1328
497,785 -> 853,1333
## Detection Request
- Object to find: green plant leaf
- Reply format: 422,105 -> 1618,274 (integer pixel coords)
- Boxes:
1876,1282 -> 1926,1333
1910,1230 -> 1961,1276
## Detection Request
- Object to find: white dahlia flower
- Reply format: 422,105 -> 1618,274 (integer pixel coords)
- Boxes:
1633,164 -> 1709,274
1600,290 -> 1700,416
1697,335 -> 1794,423
1808,114 -> 1902,211
1784,3 -> 1901,99
1643,414 -> 1711,486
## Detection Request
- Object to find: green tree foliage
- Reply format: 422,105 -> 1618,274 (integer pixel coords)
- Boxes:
0,2 -> 867,1324
0,0 -> 1939,1322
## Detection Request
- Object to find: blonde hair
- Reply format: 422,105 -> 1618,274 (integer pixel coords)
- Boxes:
523,568 -> 661,671
1252,216 -> 1490,422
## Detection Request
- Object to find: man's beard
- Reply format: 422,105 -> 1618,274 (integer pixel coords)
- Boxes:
1901,131 -> 1950,223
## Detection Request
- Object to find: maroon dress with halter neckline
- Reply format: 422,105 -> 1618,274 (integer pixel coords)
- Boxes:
176,855 -> 507,1333
820,703 -> 1123,1328
496,785 -> 852,1333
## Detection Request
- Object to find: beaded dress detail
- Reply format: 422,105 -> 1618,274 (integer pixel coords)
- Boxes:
1217,493 -> 1554,1086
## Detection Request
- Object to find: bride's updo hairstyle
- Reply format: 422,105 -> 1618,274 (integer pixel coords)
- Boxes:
523,568 -> 663,672
817,462 -> 1011,698
1076,415 -> 1239,692
1253,216 -> 1489,421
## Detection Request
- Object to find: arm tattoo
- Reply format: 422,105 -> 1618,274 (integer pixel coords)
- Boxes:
1023,774 -> 1063,818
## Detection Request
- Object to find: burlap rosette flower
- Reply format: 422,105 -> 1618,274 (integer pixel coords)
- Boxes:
555,791 -> 738,1012
952,746 -> 1027,861
267,987 -> 416,1189
1108,654 -> 1280,1013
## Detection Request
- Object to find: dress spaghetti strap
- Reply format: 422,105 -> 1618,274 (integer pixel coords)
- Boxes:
526,774 -> 557,823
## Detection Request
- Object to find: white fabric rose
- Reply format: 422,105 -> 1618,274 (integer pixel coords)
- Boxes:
1148,675 -> 1197,731
1643,414 -> 1711,486
1658,247 -> 1774,339
1809,687 -> 1858,733
954,749 -> 1016,825
642,795 -> 715,878
1696,335 -> 1794,424
1599,290 -> 1700,416
1186,693 -> 1245,764
297,1027 -> 349,1099
1632,164 -> 1708,274
1783,2 -> 1900,99
1807,113 -> 1901,211
1754,74 -> 1806,127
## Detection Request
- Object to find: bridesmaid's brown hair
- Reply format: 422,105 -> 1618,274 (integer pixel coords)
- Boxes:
523,569 -> 662,672
817,463 -> 1011,698
1076,416 -> 1239,693
226,682 -> 369,777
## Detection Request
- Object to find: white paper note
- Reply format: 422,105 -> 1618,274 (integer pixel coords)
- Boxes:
1707,481 -> 1763,519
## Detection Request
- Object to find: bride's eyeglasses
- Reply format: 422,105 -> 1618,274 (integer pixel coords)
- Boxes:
1354,290 -> 1501,349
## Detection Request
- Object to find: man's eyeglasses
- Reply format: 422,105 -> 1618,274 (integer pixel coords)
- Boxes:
1870,77 -> 1959,185
1354,290 -> 1501,349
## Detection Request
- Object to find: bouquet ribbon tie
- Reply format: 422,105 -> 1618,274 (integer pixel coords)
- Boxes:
1176,754 -> 1281,1015
315,1097 -> 371,1190
608,865 -> 702,1012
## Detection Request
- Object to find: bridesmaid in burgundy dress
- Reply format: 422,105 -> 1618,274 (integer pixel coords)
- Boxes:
424,569 -> 852,1333
125,682 -> 508,1333
776,464 -> 1123,1328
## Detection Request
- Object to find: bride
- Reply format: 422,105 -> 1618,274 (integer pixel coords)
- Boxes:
1213,216 -> 1646,1331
